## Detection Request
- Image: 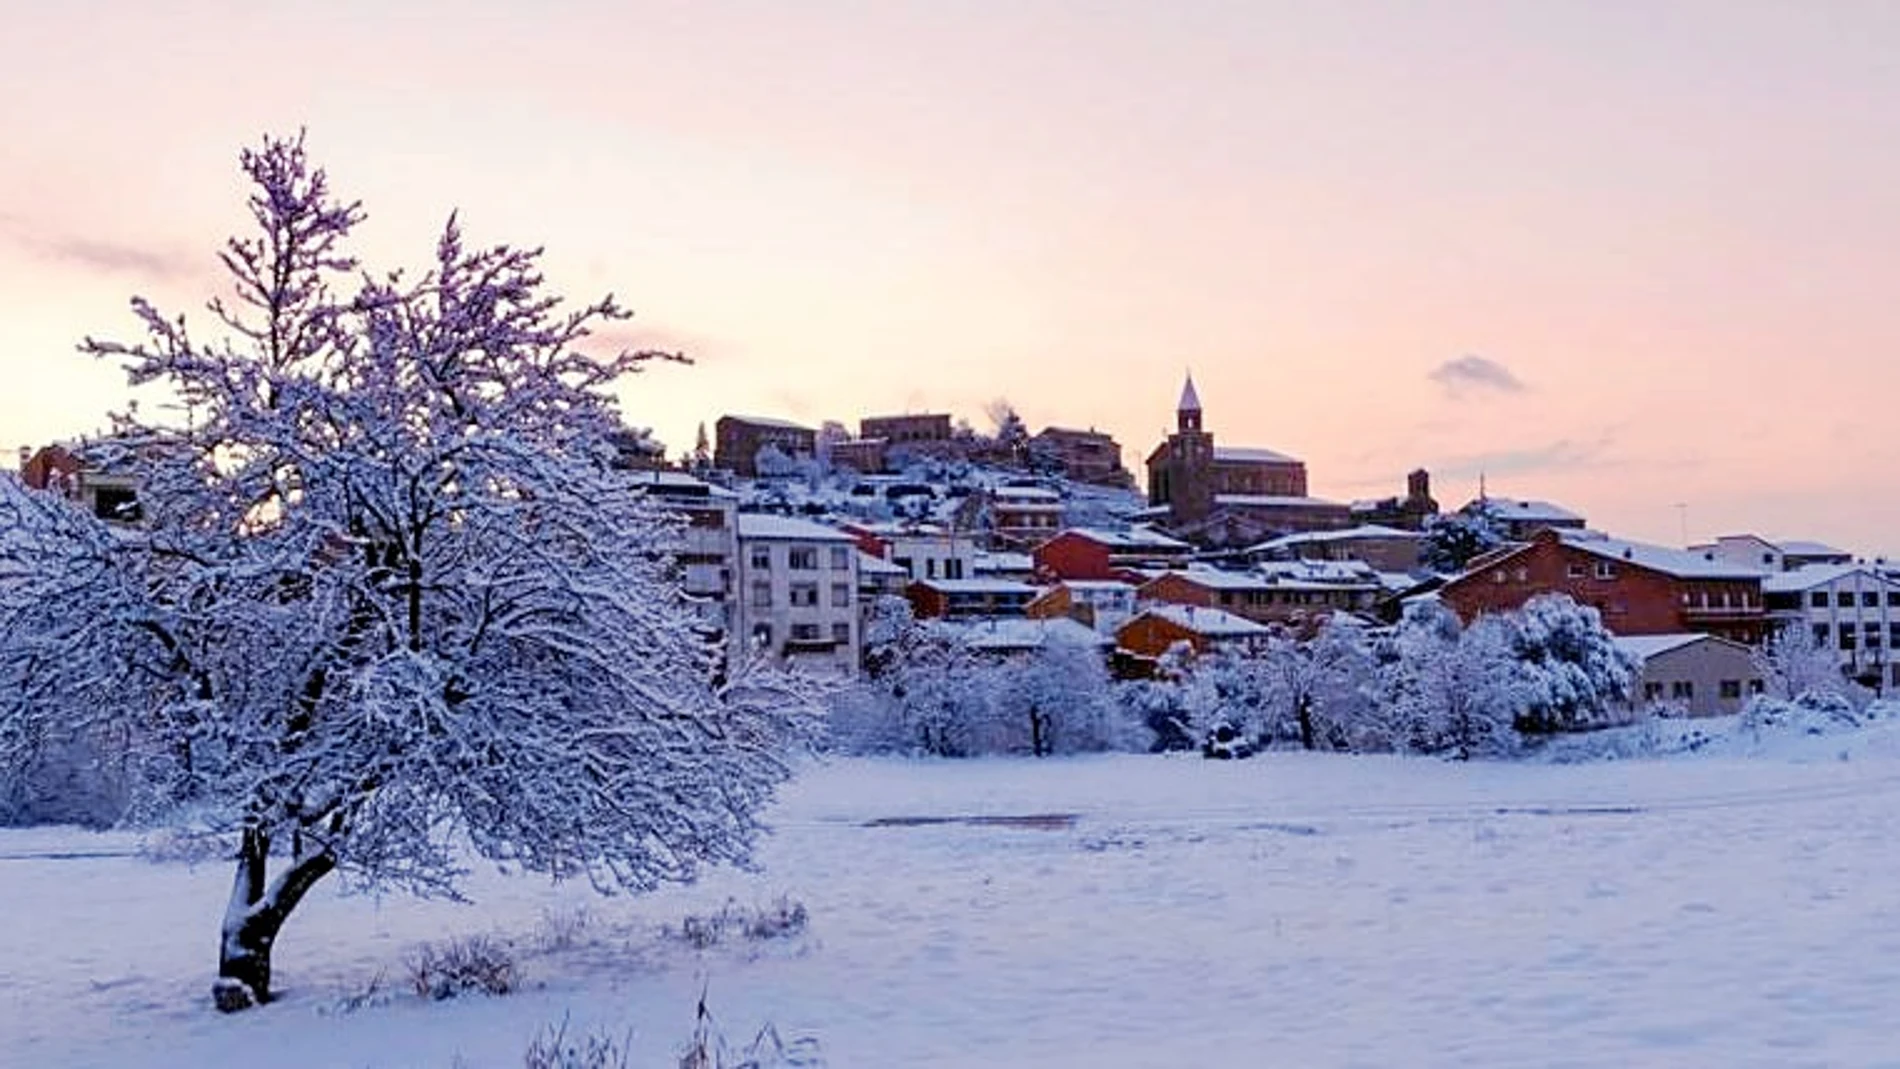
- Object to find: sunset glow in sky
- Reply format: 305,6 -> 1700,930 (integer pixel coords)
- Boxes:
3,1 -> 1896,552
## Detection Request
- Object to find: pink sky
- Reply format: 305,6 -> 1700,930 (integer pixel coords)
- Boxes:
2,1 -> 1896,554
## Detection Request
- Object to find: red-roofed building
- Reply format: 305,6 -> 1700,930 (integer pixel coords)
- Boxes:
1439,528 -> 1768,643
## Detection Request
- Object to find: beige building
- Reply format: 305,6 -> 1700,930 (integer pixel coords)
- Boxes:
735,514 -> 861,677
1615,633 -> 1764,718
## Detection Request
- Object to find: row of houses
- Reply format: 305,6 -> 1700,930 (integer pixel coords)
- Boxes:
713,412 -> 1136,488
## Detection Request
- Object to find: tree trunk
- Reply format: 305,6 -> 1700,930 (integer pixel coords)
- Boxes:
1296,695 -> 1316,751
1029,707 -> 1046,758
214,828 -> 336,1012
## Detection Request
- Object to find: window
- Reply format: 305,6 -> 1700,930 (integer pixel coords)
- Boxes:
1513,567 -> 1528,583
1762,553 -> 1775,565
1814,624 -> 1830,646
1671,680 -> 1694,700
1888,591 -> 1900,608
926,558 -> 938,579
750,546 -> 771,570
1594,561 -> 1615,580
790,623 -> 821,642
1811,591 -> 1828,608
1567,563 -> 1586,579
789,582 -> 818,607
829,546 -> 850,570
831,622 -> 851,645
831,583 -> 851,608
1492,570 -> 1506,584
788,547 -> 818,570
1864,591 -> 1880,608
1749,679 -> 1766,695
751,623 -> 772,649
1720,680 -> 1743,700
92,486 -> 141,522
1890,623 -> 1900,647
1838,591 -> 1855,607
1840,624 -> 1857,650
1643,682 -> 1665,702
945,559 -> 965,580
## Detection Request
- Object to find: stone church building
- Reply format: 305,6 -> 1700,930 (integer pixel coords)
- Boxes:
1144,375 -> 1352,546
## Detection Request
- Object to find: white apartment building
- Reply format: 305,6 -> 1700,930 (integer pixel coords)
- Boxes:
1689,534 -> 1854,574
1762,565 -> 1900,692
845,521 -> 978,583
630,471 -> 741,665
735,513 -> 861,678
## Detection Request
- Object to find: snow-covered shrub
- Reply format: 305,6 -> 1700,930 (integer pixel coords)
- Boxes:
1373,601 -> 1521,758
1754,624 -> 1852,703
525,1017 -> 632,1069
535,905 -> 593,953
848,619 -> 1133,757
675,897 -> 810,950
679,987 -> 825,1069
1495,594 -> 1640,734
406,934 -> 519,1000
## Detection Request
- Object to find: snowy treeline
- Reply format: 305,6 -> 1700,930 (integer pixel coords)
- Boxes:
834,618 -> 1139,757
833,593 -> 1642,760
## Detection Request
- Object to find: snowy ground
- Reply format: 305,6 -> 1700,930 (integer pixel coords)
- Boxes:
11,725 -> 1900,1067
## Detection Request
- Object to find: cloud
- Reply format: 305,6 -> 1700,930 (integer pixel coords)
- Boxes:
1434,437 -> 1610,480
0,211 -> 198,281
1428,355 -> 1526,396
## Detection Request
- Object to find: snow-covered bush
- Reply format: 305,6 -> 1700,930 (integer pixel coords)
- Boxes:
1373,601 -> 1521,758
843,619 -> 1133,757
1754,624 -> 1854,704
406,934 -> 519,1001
1494,594 -> 1640,734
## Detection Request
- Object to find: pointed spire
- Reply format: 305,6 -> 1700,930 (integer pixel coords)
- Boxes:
1178,372 -> 1202,414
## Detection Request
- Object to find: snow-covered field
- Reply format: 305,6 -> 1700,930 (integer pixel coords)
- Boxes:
11,724 -> 1900,1068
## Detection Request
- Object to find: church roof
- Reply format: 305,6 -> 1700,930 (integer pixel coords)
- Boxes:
1177,373 -> 1202,413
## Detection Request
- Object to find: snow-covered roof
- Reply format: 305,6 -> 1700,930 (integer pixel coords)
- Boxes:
1150,568 -> 1272,592
735,514 -> 854,542
973,551 -> 1034,572
722,414 -> 812,431
1556,529 -> 1763,581
1246,524 -> 1421,554
1134,604 -> 1270,638
1761,564 -> 1898,593
628,470 -> 737,498
1212,446 -> 1298,465
1781,540 -> 1851,558
1213,494 -> 1341,509
913,578 -> 1043,596
992,485 -> 1061,501
857,552 -> 909,577
1612,634 -> 1714,661
1062,579 -> 1138,593
954,617 -> 1113,652
1478,498 -> 1584,523
1064,526 -> 1192,551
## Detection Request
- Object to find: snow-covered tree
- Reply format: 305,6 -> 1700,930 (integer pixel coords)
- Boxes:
1259,617 -> 1377,750
0,134 -> 821,1011
991,643 -> 1124,756
1421,501 -> 1506,573
1374,601 -> 1519,757
1754,622 -> 1849,702
1493,594 -> 1639,734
